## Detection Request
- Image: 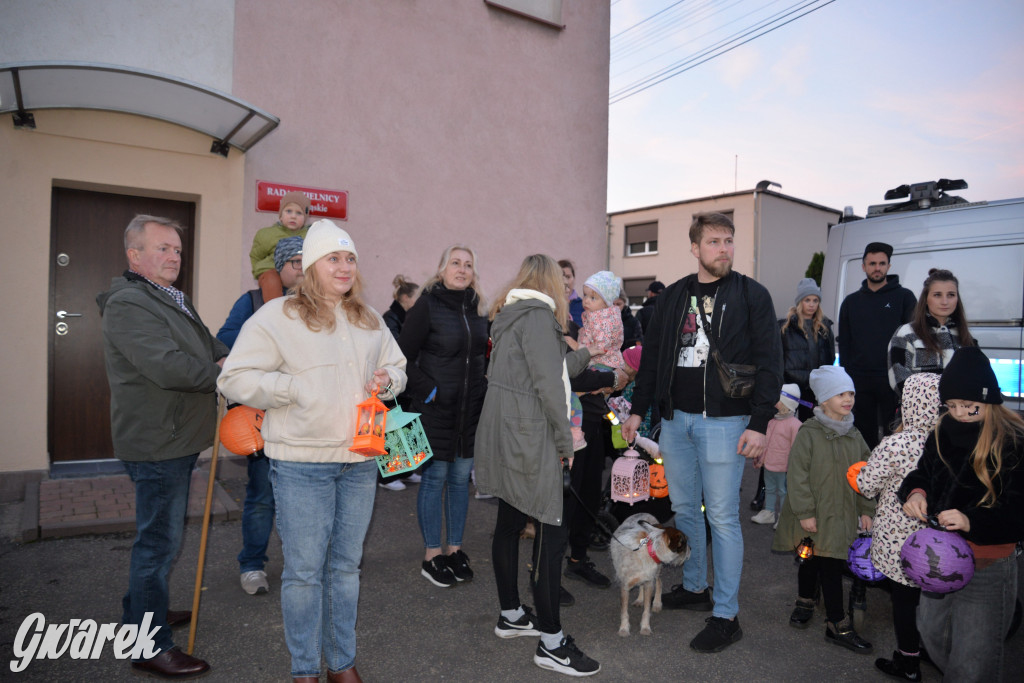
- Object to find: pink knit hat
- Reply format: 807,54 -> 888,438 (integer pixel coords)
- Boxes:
623,345 -> 642,371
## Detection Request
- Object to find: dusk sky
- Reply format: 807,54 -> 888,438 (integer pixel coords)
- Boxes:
607,0 -> 1024,216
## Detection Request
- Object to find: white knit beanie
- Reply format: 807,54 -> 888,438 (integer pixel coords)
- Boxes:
780,383 -> 801,413
301,219 -> 358,273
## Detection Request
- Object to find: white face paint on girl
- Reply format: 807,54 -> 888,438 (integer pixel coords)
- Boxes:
944,400 -> 987,423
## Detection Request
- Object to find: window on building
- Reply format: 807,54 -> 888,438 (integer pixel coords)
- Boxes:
623,277 -> 652,308
625,221 -> 658,256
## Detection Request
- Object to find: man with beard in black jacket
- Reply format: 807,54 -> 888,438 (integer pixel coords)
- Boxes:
837,242 -> 916,450
622,212 -> 782,655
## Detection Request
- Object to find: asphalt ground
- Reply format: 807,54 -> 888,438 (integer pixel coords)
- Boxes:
2,460 -> 1022,682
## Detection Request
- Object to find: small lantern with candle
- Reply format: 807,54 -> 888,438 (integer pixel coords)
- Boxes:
796,537 -> 815,564
375,404 -> 434,477
350,389 -> 388,456
610,445 -> 650,505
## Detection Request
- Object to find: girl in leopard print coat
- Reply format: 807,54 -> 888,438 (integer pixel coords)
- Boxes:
855,372 -> 941,680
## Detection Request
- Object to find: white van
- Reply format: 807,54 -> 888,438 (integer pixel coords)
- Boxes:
821,180 -> 1023,412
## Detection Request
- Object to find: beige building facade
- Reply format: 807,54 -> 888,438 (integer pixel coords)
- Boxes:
608,187 -> 841,319
0,0 -> 610,478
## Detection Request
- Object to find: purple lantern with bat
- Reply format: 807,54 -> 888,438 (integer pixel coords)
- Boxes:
900,528 -> 975,594
847,534 -> 885,582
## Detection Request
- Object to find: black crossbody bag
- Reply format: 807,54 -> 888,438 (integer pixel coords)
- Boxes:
696,278 -> 757,399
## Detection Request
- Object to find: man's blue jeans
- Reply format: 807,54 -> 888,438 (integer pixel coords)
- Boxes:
659,411 -> 748,619
121,454 -> 198,655
918,553 -> 1018,681
270,458 -> 377,677
416,456 -> 473,549
238,453 -> 275,573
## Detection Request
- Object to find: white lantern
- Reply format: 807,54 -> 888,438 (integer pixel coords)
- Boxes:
610,447 -> 650,505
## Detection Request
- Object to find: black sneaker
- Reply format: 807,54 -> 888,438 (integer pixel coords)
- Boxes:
560,585 -> 575,607
690,616 -> 743,653
494,606 -> 542,638
662,585 -> 713,611
421,557 -> 455,588
446,550 -> 474,582
534,634 -> 600,677
825,618 -> 872,654
564,558 -> 611,588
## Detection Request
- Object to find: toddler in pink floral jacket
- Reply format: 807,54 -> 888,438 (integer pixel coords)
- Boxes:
577,270 -> 626,372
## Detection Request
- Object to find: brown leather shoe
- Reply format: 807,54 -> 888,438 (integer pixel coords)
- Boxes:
328,666 -> 363,683
292,678 -> 318,683
166,610 -> 192,629
131,647 -> 210,678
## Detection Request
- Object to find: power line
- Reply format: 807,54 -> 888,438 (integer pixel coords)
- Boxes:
610,0 -> 837,105
612,0 -> 689,41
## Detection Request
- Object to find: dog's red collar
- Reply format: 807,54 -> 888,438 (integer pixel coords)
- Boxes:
644,538 -> 662,565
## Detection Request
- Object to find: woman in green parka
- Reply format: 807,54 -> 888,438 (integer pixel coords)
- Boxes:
773,365 -> 875,652
474,254 -> 600,677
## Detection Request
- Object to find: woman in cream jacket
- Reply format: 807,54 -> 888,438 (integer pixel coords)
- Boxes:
219,220 -> 406,683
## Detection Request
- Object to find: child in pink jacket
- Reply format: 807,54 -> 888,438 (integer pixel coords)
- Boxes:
751,384 -> 802,526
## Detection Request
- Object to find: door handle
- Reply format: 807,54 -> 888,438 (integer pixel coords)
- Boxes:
56,310 -> 83,319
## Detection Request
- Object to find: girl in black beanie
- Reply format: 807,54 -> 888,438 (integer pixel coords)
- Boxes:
898,346 -> 1024,682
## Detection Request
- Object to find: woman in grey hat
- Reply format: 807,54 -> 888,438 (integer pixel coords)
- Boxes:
780,278 -> 835,422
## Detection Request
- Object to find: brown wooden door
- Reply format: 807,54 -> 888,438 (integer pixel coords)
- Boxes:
49,188 -> 195,463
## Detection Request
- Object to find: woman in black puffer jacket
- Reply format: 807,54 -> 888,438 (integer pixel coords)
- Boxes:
398,245 -> 489,588
781,279 -> 835,421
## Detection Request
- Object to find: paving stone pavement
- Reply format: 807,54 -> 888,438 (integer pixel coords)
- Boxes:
1,459 -> 1021,681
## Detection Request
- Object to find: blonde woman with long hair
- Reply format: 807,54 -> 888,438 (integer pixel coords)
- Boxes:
780,278 -> 835,422
219,219 -> 407,683
900,346 -> 1024,682
398,245 -> 489,587
475,254 -> 601,676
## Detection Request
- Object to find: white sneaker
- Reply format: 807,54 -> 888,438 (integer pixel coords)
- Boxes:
240,570 -> 269,595
379,479 -> 406,491
406,473 -> 422,484
474,490 -> 494,500
751,509 -> 776,525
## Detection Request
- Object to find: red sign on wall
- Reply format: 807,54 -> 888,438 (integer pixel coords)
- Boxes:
256,181 -> 348,220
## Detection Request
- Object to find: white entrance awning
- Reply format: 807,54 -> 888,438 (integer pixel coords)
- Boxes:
0,61 -> 279,155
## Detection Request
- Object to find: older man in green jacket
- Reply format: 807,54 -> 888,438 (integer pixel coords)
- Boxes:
97,215 -> 228,679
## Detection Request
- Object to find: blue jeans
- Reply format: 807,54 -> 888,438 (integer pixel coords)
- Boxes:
764,469 -> 787,515
659,411 -> 748,619
270,458 -> 377,677
416,456 -> 473,549
121,454 -> 198,656
238,454 -> 275,573
917,553 -> 1018,682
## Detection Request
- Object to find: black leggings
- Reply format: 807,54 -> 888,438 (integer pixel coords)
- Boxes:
889,579 -> 921,653
798,556 -> 846,623
492,498 -> 571,634
568,416 -> 611,561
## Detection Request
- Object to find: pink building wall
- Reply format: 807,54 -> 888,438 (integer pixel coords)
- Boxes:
232,1 -> 610,311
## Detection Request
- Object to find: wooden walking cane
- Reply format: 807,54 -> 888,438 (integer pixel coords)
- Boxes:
187,393 -> 226,656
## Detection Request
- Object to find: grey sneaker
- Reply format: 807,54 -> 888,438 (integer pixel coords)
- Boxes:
534,634 -> 600,676
240,570 -> 269,595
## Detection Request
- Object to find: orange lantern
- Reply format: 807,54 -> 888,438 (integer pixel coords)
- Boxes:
220,405 -> 265,455
649,462 -> 669,498
847,461 -> 867,494
351,389 -> 388,456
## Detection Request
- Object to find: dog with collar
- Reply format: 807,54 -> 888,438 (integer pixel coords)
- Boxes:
610,513 -> 690,636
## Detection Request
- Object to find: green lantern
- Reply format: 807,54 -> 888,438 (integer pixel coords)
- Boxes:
376,405 -> 433,477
